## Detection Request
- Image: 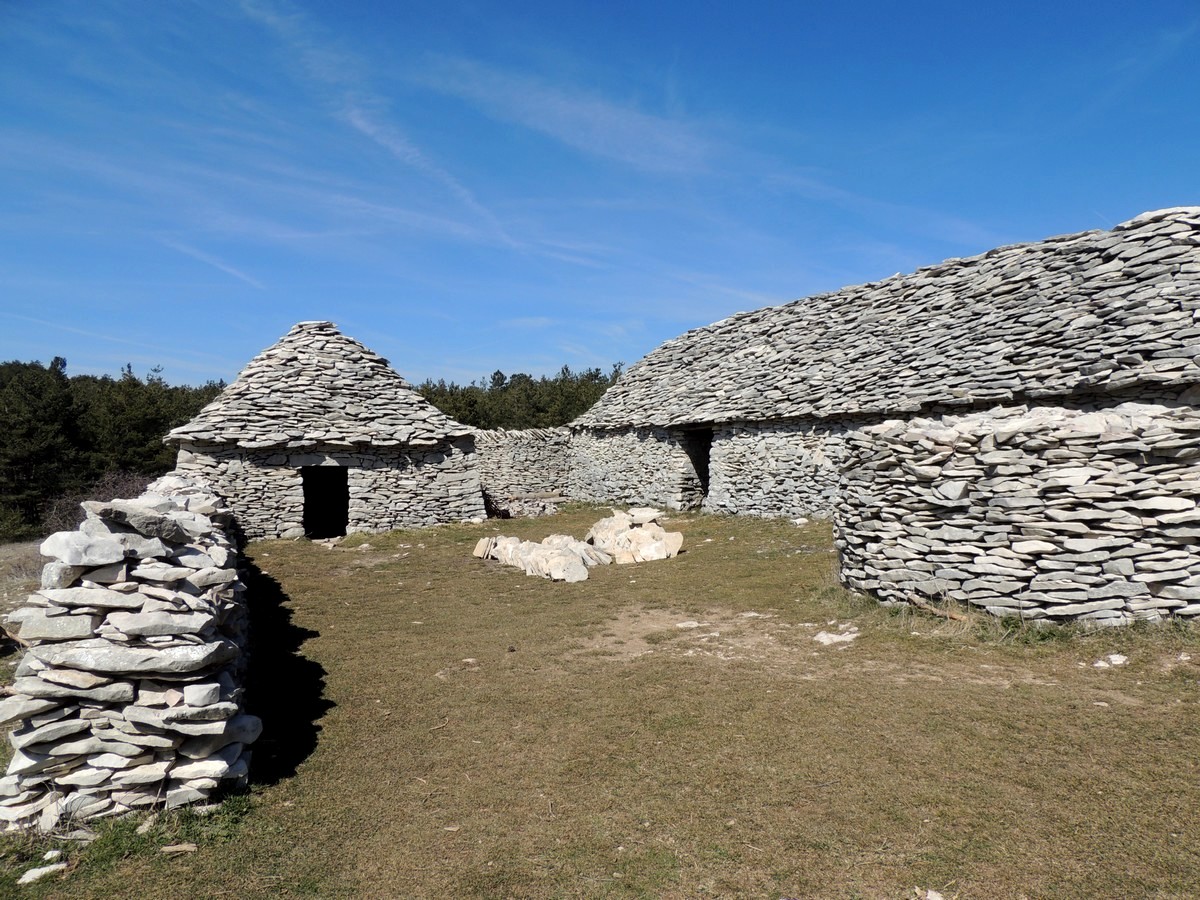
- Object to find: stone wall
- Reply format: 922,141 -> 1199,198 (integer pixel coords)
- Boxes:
474,428 -> 570,499
0,474 -> 261,832
704,422 -> 851,519
174,438 -> 486,540
835,402 -> 1200,624
567,428 -> 705,510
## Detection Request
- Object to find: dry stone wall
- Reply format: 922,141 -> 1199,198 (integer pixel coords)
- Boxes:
568,428 -> 704,510
174,439 -> 485,540
474,428 -> 570,500
704,423 -> 851,518
836,401 -> 1200,624
0,475 -> 260,832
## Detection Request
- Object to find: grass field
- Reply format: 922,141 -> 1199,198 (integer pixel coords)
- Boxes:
2,507 -> 1199,898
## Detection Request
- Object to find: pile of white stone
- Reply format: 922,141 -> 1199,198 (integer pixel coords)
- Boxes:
836,403 -> 1200,625
0,474 -> 261,833
473,508 -> 684,582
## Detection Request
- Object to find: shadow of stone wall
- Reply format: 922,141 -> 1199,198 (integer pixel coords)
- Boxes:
240,559 -> 334,785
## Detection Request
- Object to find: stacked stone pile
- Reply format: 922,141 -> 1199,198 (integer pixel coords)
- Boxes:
585,509 -> 685,563
836,403 -> 1200,624
473,509 -> 683,582
486,496 -> 563,518
0,475 -> 261,832
473,534 -> 608,583
575,208 -> 1200,430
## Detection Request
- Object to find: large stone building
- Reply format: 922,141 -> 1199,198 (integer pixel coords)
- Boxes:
166,321 -> 485,539
569,207 -> 1200,623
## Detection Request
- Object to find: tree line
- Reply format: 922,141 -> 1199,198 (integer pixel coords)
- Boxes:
415,363 -> 622,430
0,358 -> 620,542
0,359 -> 225,541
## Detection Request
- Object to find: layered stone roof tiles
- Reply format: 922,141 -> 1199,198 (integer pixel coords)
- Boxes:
166,321 -> 472,449
574,207 -> 1200,429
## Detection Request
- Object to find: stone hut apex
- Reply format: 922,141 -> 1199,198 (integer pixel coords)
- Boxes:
167,321 -> 486,540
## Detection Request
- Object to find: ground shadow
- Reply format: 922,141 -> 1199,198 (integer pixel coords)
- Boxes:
240,558 -> 335,785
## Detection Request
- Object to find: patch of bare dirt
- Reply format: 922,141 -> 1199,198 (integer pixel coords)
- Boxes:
570,605 -> 847,665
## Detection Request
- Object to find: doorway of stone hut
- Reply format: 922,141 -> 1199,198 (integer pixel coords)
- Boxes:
302,466 -> 349,538
680,427 -> 713,498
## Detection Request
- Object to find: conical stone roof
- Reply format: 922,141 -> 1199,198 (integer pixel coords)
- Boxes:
166,321 -> 471,450
575,207 -> 1200,429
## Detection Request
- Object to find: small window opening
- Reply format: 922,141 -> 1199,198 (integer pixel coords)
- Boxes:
680,427 -> 714,496
302,466 -> 349,538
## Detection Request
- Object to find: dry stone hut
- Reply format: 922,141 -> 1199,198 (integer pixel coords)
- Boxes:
166,321 -> 485,539
570,207 -> 1200,624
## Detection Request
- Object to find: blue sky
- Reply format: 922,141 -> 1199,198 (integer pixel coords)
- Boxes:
2,1 -> 1198,386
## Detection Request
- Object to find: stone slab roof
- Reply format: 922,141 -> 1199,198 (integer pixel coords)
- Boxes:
574,207 -> 1200,429
165,321 -> 472,449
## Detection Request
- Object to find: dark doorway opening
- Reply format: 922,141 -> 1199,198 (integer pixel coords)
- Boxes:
680,427 -> 714,496
302,466 -> 349,538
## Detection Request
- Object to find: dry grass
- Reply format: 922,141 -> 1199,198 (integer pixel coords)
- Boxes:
4,507 -> 1200,899
0,541 -> 42,615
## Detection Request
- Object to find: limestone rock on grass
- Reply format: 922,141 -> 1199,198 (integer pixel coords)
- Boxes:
476,508 -> 683,582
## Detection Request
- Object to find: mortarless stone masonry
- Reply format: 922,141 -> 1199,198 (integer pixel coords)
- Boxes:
0,475 -> 260,832
567,427 -> 705,510
474,428 -> 570,501
567,207 -> 1200,622
835,401 -> 1200,624
167,321 -> 485,539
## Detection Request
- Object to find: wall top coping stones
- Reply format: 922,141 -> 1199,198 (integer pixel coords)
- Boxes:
165,321 -> 473,450
573,207 -> 1200,430
858,400 -> 1200,445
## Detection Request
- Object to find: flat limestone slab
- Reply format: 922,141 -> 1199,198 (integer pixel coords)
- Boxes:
16,610 -> 101,642
38,587 -> 144,611
30,638 -> 237,675
39,532 -> 125,567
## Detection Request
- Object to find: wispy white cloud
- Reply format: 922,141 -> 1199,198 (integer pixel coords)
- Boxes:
0,312 -> 153,349
416,56 -> 714,174
158,238 -> 266,290
238,0 -> 516,246
766,170 -> 1005,249
0,310 -> 246,380
1067,18 -> 1200,129
500,316 -> 558,329
339,106 -> 516,245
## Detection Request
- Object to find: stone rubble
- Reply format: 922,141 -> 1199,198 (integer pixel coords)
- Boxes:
0,475 -> 261,832
485,496 -> 564,519
472,509 -> 683,581
585,509 -> 686,563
